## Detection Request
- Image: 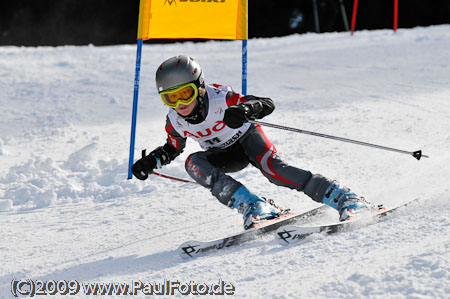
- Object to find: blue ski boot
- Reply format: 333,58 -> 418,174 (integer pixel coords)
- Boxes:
228,186 -> 283,229
322,182 -> 375,221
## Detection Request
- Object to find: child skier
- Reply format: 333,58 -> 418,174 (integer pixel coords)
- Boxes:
132,55 -> 373,229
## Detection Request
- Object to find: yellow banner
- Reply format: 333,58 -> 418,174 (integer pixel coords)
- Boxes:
137,0 -> 248,40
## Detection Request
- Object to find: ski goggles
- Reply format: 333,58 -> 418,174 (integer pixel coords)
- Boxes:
159,83 -> 198,109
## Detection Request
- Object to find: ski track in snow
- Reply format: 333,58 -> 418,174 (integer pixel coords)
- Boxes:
1,25 -> 450,298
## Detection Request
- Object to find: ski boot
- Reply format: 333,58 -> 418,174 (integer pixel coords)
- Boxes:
228,186 -> 284,229
322,182 -> 375,221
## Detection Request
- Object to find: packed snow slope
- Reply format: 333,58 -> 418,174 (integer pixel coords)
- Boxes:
1,25 -> 450,298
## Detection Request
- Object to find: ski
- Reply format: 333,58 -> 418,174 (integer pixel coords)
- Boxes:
275,198 -> 419,245
178,204 -> 329,258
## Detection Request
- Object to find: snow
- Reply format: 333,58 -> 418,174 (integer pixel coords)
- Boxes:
1,25 -> 450,298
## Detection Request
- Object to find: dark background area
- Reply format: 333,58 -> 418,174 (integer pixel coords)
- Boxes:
1,0 -> 449,46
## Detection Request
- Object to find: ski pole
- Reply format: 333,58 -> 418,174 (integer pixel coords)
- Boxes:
249,120 -> 429,160
152,171 -> 199,184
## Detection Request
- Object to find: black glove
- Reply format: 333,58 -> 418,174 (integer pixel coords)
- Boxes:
131,147 -> 170,180
223,104 -> 252,129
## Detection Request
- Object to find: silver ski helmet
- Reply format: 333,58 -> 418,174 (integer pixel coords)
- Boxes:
155,55 -> 205,108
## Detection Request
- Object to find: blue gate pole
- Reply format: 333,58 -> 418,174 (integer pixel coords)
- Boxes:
128,38 -> 143,179
242,39 -> 248,95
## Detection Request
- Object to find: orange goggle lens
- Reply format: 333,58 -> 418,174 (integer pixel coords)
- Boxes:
160,83 -> 198,108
